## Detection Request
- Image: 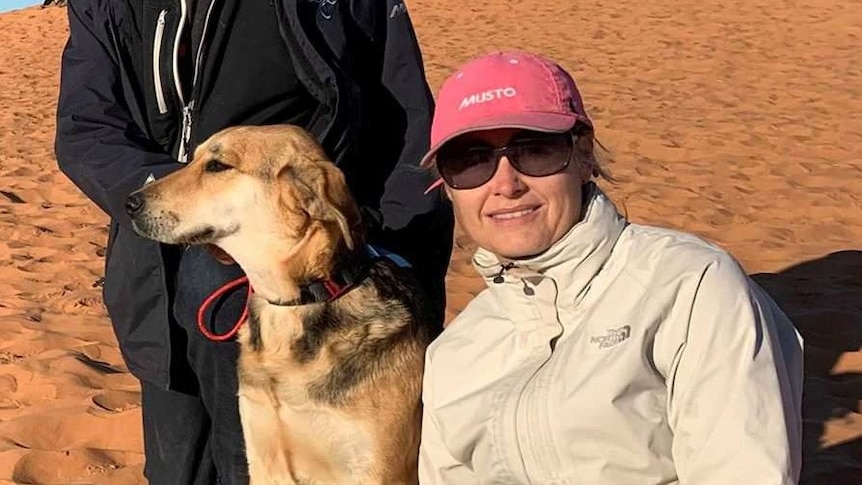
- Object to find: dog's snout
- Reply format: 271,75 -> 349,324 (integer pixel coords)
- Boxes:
125,193 -> 146,217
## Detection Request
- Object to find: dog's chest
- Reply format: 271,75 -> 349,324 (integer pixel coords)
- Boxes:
237,305 -> 343,403
239,381 -> 376,481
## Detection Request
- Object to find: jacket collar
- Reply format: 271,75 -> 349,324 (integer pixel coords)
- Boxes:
473,183 -> 628,302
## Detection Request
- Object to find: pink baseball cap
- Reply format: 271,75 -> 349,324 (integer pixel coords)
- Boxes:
420,51 -> 592,168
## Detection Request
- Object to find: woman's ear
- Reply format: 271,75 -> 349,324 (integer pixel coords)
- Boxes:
442,183 -> 453,202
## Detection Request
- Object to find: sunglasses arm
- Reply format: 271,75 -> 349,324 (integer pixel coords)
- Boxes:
424,177 -> 445,194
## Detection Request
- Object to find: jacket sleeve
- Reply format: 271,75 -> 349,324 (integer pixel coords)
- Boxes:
56,0 -> 181,230
668,255 -> 804,485
371,0 -> 438,228
355,0 -> 454,328
419,354 -> 479,485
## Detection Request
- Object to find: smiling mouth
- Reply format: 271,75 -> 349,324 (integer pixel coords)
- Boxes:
488,207 -> 539,221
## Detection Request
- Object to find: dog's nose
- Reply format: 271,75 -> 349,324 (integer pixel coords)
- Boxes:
125,193 -> 146,216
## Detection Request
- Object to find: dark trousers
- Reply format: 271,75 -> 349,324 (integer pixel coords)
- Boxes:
141,246 -> 250,485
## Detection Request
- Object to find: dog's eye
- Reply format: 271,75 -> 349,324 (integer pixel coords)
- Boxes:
205,159 -> 232,173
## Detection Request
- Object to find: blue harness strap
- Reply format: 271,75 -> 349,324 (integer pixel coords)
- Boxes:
366,244 -> 412,268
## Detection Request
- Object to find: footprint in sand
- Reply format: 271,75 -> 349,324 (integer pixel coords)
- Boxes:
0,373 -> 20,411
0,351 -> 25,365
0,373 -> 17,393
11,449 -> 126,484
91,390 -> 141,414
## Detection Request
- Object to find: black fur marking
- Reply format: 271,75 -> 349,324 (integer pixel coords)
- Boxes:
247,308 -> 263,352
305,259 -> 435,406
291,304 -> 342,364
368,259 -> 437,341
308,346 -> 369,405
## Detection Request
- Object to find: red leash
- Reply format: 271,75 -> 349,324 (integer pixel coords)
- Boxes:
197,276 -> 252,341
195,275 -> 346,342
196,245 -> 401,342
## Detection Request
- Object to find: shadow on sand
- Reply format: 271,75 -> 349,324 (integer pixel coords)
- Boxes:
752,250 -> 862,484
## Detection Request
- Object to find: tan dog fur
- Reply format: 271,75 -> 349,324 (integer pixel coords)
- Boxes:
127,125 -> 431,484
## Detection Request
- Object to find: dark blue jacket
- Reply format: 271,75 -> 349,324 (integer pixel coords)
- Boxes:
55,0 -> 452,388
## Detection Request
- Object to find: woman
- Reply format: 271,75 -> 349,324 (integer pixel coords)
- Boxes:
418,51 -> 803,485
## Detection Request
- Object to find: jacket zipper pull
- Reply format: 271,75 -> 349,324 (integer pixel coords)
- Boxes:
492,262 -> 516,284
178,101 -> 194,163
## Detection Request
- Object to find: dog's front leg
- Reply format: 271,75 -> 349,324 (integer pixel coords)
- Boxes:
239,386 -> 296,485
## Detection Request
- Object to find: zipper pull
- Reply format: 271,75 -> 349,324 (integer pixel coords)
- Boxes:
178,101 -> 194,163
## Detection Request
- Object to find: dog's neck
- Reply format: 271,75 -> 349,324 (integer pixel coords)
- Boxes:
229,224 -> 364,306
263,247 -> 370,307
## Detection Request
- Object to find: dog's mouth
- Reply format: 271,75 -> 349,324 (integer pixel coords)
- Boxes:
131,215 -> 237,246
177,225 -> 235,245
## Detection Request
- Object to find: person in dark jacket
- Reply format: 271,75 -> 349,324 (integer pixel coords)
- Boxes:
54,0 -> 453,483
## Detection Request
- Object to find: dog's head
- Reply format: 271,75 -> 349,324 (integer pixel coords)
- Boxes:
127,125 -> 362,279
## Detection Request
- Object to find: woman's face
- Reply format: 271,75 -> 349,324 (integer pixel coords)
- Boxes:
442,128 -> 592,259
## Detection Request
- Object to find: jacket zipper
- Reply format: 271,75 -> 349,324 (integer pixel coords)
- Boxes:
521,363 -> 557,481
513,282 -> 566,483
154,0 -> 191,390
152,10 -> 168,114
179,102 -> 194,162
176,0 -> 217,163
172,0 -> 189,161
513,354 -> 552,484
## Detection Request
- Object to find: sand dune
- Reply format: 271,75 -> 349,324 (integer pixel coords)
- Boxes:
0,1 -> 860,483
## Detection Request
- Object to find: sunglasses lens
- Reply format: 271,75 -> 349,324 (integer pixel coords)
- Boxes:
436,146 -> 498,189
435,132 -> 574,189
509,133 -> 573,177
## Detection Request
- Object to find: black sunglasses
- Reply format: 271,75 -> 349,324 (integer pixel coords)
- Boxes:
435,131 -> 575,190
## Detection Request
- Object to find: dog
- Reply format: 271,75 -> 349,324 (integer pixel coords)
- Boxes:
125,125 -> 434,484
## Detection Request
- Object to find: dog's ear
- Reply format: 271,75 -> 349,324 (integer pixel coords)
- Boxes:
279,162 -> 360,250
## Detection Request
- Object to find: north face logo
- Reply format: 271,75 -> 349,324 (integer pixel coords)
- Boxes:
590,325 -> 631,349
458,87 -> 517,110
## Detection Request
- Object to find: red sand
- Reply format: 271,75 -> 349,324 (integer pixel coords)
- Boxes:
0,2 -> 859,483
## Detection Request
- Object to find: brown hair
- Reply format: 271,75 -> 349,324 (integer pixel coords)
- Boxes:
572,122 -> 616,184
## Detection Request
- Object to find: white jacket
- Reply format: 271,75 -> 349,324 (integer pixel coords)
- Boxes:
420,185 -> 803,485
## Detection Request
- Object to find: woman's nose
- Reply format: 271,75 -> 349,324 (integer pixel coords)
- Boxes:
488,156 -> 526,197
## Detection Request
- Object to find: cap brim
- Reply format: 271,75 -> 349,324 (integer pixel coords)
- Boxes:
419,112 -> 582,168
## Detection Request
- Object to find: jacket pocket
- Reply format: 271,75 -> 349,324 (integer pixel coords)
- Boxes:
152,9 -> 168,114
